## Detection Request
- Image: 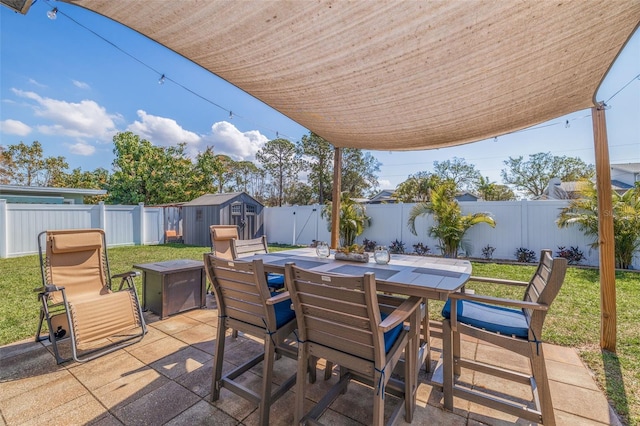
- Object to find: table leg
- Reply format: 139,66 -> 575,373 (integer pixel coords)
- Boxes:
421,298 -> 431,373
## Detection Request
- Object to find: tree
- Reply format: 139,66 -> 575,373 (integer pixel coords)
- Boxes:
286,182 -> 314,206
475,175 -> 516,201
501,152 -> 594,198
297,132 -> 333,204
229,160 -> 265,197
407,180 -> 496,258
256,138 -> 301,206
192,147 -> 224,196
56,167 -> 110,204
108,132 -> 194,205
557,181 -> 640,269
211,154 -> 236,193
321,192 -> 370,247
433,157 -> 481,192
0,141 -> 68,186
393,172 -> 446,202
341,148 -> 380,198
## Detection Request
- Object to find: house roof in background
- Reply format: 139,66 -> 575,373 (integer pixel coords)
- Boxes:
611,163 -> 640,173
0,184 -> 106,196
65,1 -> 640,151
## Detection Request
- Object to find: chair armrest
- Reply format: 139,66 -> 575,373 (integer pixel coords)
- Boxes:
112,271 -> 140,279
33,284 -> 64,293
379,296 -> 422,332
266,291 -> 291,305
449,292 -> 549,311
468,276 -> 528,286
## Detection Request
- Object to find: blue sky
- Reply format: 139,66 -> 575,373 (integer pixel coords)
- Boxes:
1,1 -> 639,189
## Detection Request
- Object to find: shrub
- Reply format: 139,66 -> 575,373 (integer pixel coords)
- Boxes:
362,238 -> 377,252
556,246 -> 585,265
389,239 -> 405,254
515,247 -> 537,263
413,242 -> 431,256
481,245 -> 495,260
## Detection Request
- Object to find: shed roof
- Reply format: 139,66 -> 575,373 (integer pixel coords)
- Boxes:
64,1 -> 639,151
183,192 -> 262,207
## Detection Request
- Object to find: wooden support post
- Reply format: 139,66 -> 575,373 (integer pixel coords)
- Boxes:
592,104 -> 616,352
331,147 -> 342,249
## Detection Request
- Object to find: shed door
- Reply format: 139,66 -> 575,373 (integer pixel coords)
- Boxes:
230,202 -> 257,239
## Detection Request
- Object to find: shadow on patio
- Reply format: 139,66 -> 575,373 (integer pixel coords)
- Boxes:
0,294 -> 622,425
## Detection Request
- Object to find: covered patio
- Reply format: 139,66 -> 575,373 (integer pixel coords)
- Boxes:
0,295 -> 621,425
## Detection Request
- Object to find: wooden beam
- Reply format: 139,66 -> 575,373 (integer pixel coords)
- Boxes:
592,105 -> 616,352
331,147 -> 342,249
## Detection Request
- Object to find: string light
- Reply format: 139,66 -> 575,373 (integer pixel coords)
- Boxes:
46,7 -> 58,20
229,111 -> 233,119
158,74 -> 166,85
493,137 -> 498,143
565,120 -> 570,128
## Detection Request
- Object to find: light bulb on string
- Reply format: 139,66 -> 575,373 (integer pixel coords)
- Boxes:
565,120 -> 570,128
229,111 -> 233,119
47,7 -> 58,20
158,74 -> 166,85
493,136 -> 498,143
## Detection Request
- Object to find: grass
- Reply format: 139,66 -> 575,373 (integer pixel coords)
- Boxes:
1,244 -> 638,425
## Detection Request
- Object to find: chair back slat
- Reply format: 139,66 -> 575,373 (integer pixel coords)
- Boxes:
522,250 -> 567,335
204,254 -> 276,330
232,236 -> 269,258
286,265 -> 382,363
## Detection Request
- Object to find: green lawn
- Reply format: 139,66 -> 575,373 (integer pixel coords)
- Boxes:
1,244 -> 638,425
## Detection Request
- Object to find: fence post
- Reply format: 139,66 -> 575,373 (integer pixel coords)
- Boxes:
0,199 -> 7,258
138,203 -> 145,245
292,210 -> 297,245
98,201 -> 106,230
520,199 -> 529,249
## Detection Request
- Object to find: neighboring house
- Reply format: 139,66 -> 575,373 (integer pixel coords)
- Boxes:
543,164 -> 639,199
611,163 -> 640,189
366,189 -> 478,204
0,184 -> 106,204
181,192 -> 265,247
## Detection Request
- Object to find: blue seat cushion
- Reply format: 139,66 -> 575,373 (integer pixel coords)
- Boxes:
380,312 -> 404,354
267,273 -> 285,289
442,299 -> 529,338
271,292 -> 295,328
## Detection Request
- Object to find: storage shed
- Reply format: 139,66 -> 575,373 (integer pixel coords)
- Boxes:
182,192 -> 265,247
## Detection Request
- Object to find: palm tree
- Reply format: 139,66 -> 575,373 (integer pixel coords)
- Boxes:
557,181 -> 640,269
407,181 -> 496,258
322,192 -> 370,247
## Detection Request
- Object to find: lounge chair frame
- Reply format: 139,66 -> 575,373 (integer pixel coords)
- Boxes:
35,229 -> 146,364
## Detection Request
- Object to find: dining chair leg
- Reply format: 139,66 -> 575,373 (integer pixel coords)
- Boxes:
442,319 -> 454,412
295,343 -> 310,425
373,368 -> 385,426
421,299 -> 431,372
211,323 -> 227,402
453,326 -> 461,376
258,335 -> 276,426
530,343 -> 556,426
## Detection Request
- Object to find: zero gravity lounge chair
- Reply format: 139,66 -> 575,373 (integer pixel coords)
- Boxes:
35,229 -> 146,363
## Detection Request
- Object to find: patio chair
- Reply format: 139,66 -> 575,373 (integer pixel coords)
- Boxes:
209,225 -> 240,260
441,249 -> 567,425
231,235 -> 285,289
204,254 -> 298,426
35,229 -> 146,364
284,263 -> 422,426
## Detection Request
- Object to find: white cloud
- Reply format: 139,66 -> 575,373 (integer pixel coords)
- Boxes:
11,88 -> 118,141
378,179 -> 393,188
72,80 -> 90,90
127,110 -> 201,152
202,121 -> 268,161
67,141 -> 96,156
0,119 -> 32,136
28,78 -> 46,88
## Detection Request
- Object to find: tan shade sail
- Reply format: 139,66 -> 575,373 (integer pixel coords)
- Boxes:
65,0 -> 640,150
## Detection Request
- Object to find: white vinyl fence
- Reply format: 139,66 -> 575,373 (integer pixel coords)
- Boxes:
0,200 -> 164,258
264,200 -> 639,269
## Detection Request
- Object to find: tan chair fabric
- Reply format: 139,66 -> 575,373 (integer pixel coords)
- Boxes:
37,229 -> 146,363
209,225 -> 239,260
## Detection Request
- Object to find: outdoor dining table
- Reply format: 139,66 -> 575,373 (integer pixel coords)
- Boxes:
246,247 -> 472,384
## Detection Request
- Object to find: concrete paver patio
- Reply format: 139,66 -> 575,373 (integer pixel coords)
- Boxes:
0,295 -> 622,425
